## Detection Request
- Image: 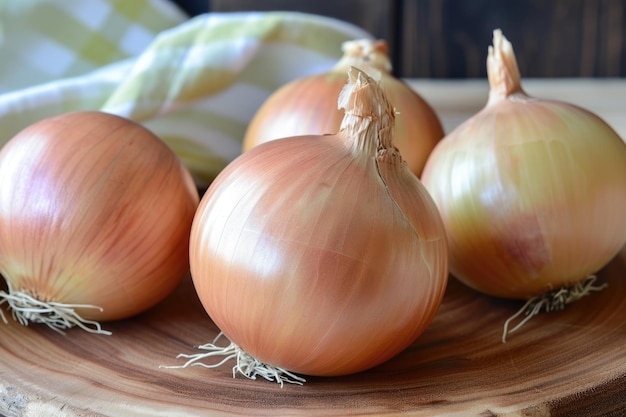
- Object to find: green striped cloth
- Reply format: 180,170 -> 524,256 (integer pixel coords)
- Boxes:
0,0 -> 372,185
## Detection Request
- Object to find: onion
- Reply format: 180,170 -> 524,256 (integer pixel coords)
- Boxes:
421,30 -> 626,340
0,111 -> 199,334
242,39 -> 444,177
174,67 -> 448,384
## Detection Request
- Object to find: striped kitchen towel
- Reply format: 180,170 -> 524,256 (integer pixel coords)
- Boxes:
0,0 -> 372,185
0,0 -> 187,93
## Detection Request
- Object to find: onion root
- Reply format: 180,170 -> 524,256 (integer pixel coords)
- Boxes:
0,281 -> 111,335
502,275 -> 607,343
163,333 -> 306,387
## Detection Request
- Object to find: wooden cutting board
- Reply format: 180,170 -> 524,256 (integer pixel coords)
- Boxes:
0,248 -> 624,417
1,79 -> 625,416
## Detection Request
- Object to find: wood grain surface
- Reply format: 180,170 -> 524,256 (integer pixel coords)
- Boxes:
1,80 -> 625,417
0,247 -> 624,417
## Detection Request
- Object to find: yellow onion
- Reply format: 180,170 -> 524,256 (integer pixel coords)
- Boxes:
0,111 -> 199,333
242,39 -> 444,177
421,30 -> 626,307
178,67 -> 448,383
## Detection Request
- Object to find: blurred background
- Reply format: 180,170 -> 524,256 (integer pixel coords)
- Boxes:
174,0 -> 626,79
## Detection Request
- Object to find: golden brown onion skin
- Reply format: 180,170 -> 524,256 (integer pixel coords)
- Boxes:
191,68 -> 448,377
0,111 -> 199,320
422,92 -> 626,300
422,30 -> 626,301
191,135 -> 448,377
242,71 -> 444,177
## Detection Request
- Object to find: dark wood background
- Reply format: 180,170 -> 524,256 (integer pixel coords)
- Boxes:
172,0 -> 626,79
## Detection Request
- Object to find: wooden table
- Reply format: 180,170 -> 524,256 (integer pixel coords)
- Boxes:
1,79 -> 625,417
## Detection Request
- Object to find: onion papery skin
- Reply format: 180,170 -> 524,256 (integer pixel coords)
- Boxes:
421,59 -> 626,299
190,70 -> 448,377
242,41 -> 444,177
0,111 -> 199,321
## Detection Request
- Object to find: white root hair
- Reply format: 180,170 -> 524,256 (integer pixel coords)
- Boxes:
502,275 -> 607,343
162,332 -> 306,387
0,281 -> 111,335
